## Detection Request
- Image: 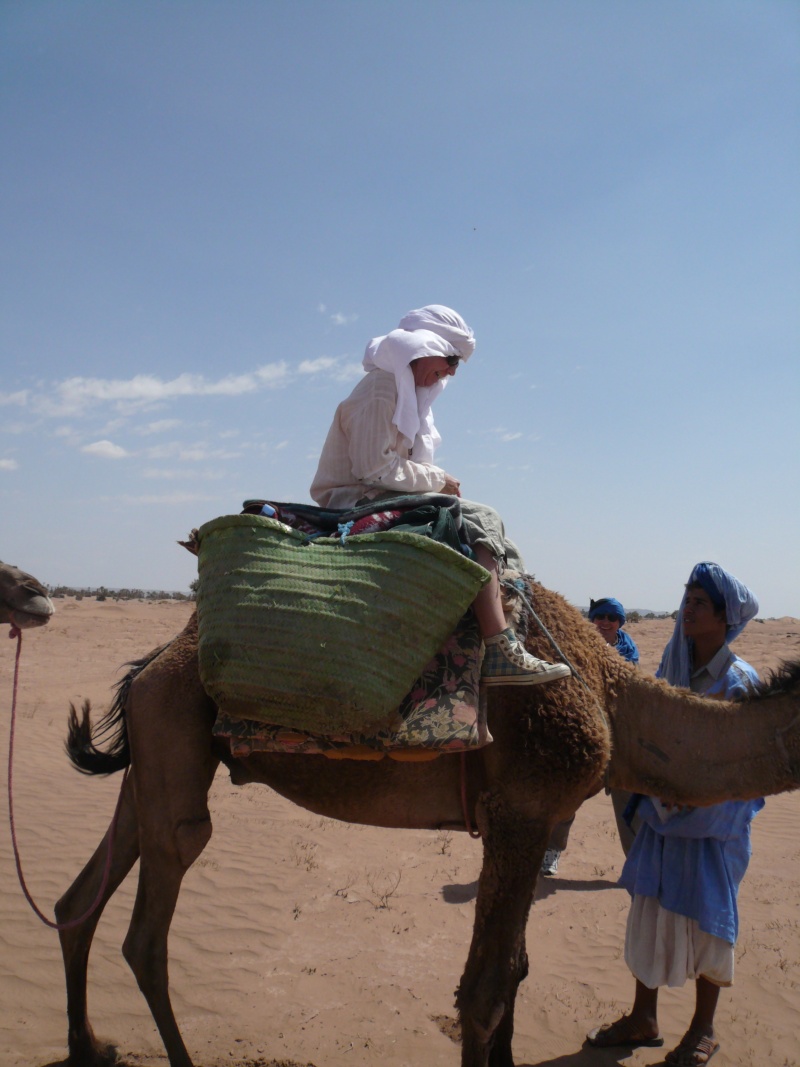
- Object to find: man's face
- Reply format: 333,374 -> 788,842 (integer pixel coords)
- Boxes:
682,588 -> 727,641
592,614 -> 621,645
410,356 -> 458,388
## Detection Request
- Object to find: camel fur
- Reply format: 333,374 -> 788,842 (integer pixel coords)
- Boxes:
56,580 -> 800,1067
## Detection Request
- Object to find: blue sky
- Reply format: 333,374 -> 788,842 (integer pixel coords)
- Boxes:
2,1 -> 798,617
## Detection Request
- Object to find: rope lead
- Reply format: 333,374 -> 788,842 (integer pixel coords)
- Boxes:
6,625 -> 128,930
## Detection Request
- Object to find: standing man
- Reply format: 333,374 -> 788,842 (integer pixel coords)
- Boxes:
588,562 -> 762,1067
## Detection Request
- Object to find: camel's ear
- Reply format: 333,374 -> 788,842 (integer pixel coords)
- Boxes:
178,529 -> 200,556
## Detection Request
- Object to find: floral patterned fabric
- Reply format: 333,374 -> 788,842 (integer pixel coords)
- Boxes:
212,609 -> 490,759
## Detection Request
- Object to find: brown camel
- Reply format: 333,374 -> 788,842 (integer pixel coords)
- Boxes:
0,559 -> 54,629
57,581 -> 800,1067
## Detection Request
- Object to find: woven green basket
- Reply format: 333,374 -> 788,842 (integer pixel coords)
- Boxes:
196,513 -> 490,735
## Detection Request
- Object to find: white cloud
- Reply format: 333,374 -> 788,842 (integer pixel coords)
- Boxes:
137,419 -> 183,435
0,458 -> 19,471
297,356 -> 363,381
298,357 -> 339,375
333,361 -> 365,382
34,363 -> 290,417
81,440 -> 130,459
141,467 -> 225,480
488,427 -> 523,442
13,357 -> 365,427
92,417 -> 128,438
144,441 -> 242,462
116,491 -> 219,506
330,312 -> 358,326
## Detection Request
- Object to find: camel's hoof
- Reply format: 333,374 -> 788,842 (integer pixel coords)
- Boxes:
67,1037 -> 118,1066
488,1051 -> 515,1067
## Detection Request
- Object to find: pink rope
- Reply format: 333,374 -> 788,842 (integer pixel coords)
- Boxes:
7,624 -> 129,931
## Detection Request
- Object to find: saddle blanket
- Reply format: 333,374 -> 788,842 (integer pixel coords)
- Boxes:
212,608 -> 491,761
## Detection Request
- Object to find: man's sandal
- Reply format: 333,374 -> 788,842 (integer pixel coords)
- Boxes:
586,1016 -> 664,1049
665,1032 -> 720,1066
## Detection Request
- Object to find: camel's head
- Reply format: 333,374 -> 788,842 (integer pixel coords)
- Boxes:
0,560 -> 55,631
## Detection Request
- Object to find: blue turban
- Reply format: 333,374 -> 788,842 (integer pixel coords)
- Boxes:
690,562 -> 726,613
589,597 -> 626,624
589,597 -> 639,663
657,561 -> 759,687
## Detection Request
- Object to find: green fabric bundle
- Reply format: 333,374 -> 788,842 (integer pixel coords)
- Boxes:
196,513 -> 489,735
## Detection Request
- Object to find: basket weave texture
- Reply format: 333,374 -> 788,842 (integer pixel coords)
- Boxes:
196,514 -> 489,735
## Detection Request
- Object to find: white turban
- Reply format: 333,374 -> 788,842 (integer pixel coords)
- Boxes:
362,305 -> 475,460
396,304 -> 476,361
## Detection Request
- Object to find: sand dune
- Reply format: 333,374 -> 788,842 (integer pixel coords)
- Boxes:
1,601 -> 798,1067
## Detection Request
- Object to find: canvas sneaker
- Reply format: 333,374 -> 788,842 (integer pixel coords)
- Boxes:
481,629 -> 571,687
541,848 -> 560,877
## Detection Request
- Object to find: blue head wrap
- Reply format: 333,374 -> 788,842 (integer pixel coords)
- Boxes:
589,597 -> 638,663
589,597 -> 626,624
690,562 -> 726,612
657,561 -> 759,687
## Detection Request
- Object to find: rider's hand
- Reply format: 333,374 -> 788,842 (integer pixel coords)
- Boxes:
441,474 -> 461,497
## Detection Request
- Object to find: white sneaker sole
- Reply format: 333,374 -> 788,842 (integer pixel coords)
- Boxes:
482,665 -> 571,687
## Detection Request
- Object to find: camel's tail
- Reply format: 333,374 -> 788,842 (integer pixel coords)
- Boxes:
65,641 -> 172,775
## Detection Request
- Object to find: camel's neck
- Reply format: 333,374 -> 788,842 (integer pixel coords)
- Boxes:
607,671 -> 800,805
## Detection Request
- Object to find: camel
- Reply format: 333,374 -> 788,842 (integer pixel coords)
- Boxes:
0,559 -> 54,629
56,580 -> 800,1067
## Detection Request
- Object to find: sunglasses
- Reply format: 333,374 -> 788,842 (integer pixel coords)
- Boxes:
444,354 -> 461,368
592,614 -> 619,622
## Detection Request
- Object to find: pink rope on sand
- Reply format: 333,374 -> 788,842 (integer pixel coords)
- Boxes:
7,624 -> 129,931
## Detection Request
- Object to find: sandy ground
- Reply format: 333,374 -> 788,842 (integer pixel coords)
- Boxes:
1,599 -> 799,1067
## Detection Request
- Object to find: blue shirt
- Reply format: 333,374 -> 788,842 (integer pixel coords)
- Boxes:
619,647 -> 763,944
615,628 -> 639,664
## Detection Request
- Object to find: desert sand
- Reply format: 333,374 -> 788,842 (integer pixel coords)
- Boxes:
1,599 -> 798,1067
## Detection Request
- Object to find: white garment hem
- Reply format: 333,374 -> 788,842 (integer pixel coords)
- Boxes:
625,895 -> 734,989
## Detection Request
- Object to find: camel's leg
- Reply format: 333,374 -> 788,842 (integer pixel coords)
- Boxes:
122,839 -> 207,1067
56,770 -> 141,1067
456,793 -> 547,1067
120,668 -> 219,1067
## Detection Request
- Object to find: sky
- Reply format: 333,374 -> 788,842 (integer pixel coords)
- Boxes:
1,1 -> 798,617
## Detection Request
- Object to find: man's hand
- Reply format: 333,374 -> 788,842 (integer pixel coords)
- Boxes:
441,474 -> 461,497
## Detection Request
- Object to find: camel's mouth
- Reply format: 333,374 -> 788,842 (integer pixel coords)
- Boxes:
11,596 -> 55,629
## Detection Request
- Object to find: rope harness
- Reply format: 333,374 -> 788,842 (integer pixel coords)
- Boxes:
6,625 -> 128,931
502,577 -> 610,732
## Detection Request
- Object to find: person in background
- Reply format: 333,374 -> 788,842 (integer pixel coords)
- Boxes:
310,304 -> 571,688
588,596 -> 639,663
540,595 -> 639,876
587,562 -> 762,1067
